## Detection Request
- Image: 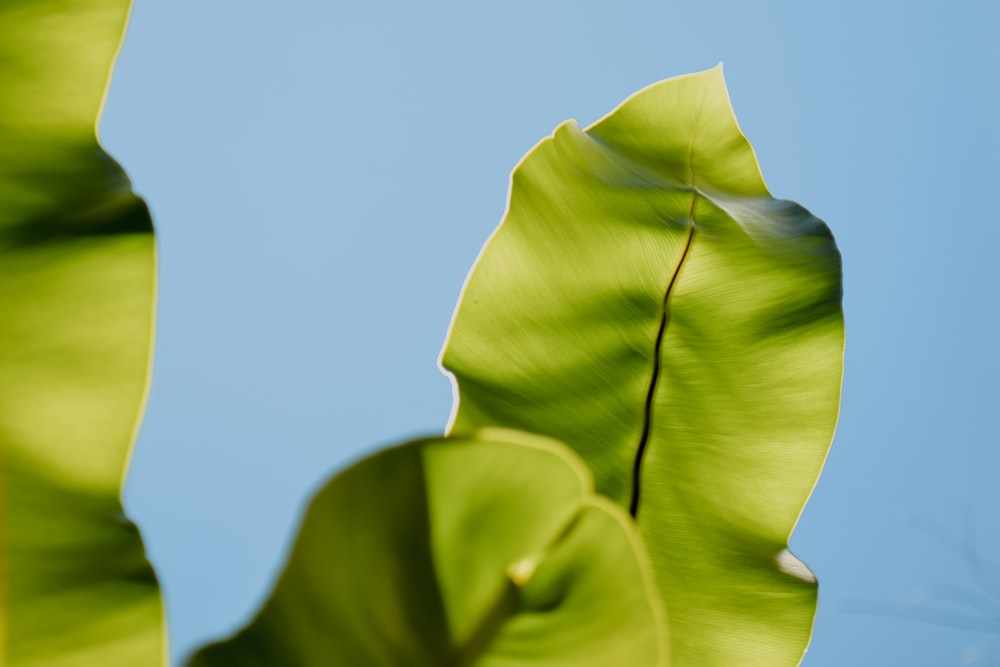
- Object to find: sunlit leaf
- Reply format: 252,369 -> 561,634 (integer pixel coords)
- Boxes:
441,66 -> 844,667
0,1 -> 162,664
187,431 -> 666,667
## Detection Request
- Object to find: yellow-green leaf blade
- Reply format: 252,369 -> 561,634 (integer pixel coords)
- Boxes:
441,66 -> 844,666
1,1 -> 163,665
187,431 -> 666,667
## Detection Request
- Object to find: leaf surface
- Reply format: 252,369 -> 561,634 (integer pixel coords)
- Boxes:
440,66 -> 844,667
187,431 -> 666,667
0,1 -> 162,664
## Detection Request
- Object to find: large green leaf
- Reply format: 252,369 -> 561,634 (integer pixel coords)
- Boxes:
0,1 -> 163,665
440,66 -> 844,666
187,430 -> 666,667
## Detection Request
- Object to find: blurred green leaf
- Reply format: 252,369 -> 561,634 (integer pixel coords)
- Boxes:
440,66 -> 844,667
0,1 -> 163,664
187,430 -> 666,667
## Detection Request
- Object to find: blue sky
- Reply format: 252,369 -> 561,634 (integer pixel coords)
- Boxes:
102,1 -> 1000,664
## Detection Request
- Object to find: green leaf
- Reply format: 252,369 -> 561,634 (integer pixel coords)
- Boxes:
440,66 -> 844,666
1,1 -> 163,665
187,430 -> 666,667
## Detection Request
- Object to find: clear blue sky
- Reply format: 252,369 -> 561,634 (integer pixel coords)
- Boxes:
101,1 -> 1000,664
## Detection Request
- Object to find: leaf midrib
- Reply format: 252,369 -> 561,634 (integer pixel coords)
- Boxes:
450,510 -> 583,667
627,79 -> 707,519
628,198 -> 697,519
